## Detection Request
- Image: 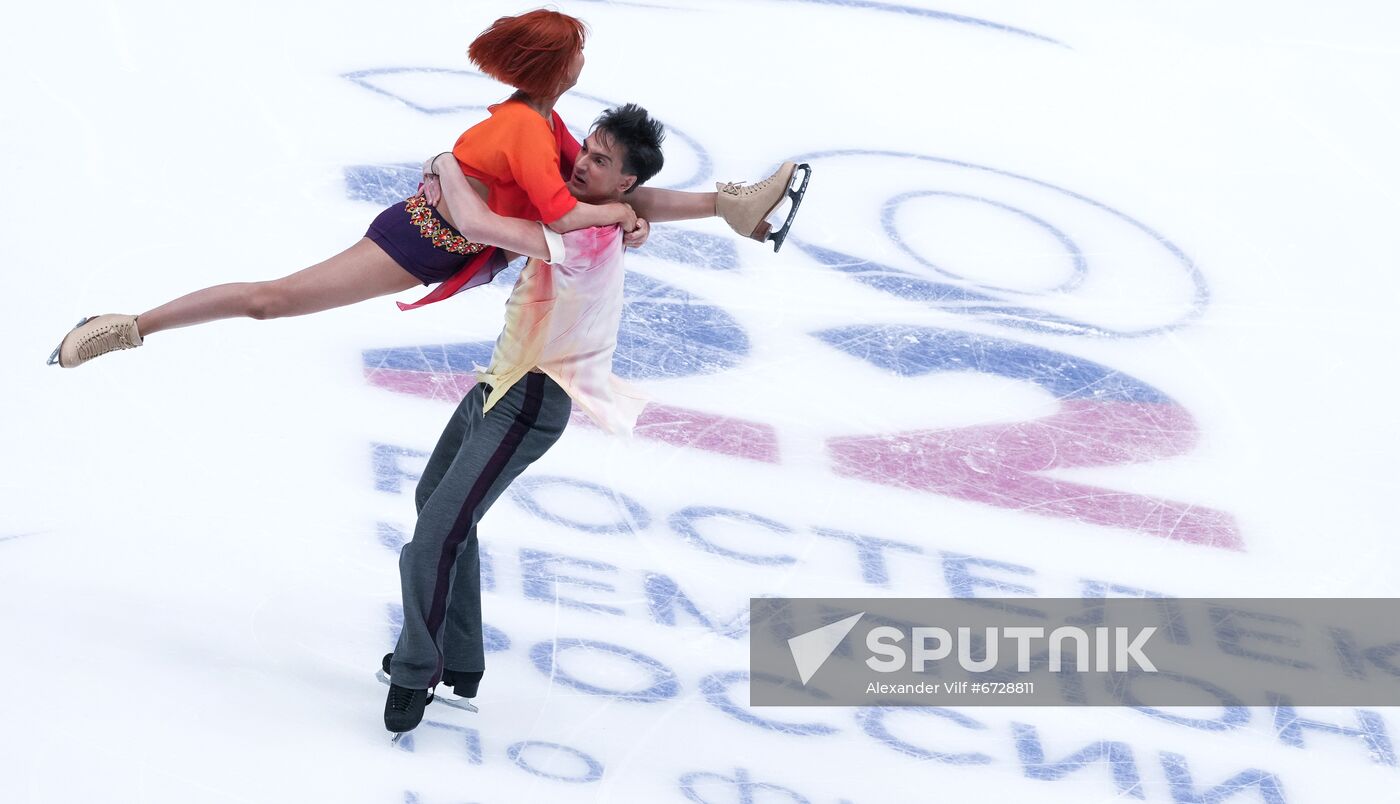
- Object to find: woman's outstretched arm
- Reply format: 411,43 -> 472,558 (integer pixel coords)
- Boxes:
548,197 -> 638,233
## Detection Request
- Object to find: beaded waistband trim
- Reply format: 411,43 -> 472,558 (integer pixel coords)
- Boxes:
405,194 -> 487,256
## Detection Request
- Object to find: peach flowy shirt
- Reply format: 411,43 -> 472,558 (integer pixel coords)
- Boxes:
475,224 -> 650,436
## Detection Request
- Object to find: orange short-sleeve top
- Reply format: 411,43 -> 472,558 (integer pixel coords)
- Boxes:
451,99 -> 581,225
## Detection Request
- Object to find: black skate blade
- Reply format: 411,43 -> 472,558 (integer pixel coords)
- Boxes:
765,163 -> 811,253
47,316 -> 91,366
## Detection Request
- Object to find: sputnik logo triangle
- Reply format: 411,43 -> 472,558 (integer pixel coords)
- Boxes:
787,612 -> 865,685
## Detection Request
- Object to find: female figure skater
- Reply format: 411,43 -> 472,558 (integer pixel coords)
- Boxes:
50,9 -> 803,368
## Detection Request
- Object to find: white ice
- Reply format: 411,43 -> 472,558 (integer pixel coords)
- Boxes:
3,1 -> 1399,802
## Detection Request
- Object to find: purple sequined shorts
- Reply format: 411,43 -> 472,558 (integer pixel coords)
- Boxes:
366,194 -> 488,285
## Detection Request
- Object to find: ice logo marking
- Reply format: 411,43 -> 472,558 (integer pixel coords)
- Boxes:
346,71 -> 1241,549
784,150 -> 1211,339
788,612 -> 865,685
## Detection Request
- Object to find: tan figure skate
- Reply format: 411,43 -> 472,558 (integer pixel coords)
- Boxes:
715,161 -> 812,252
48,314 -> 143,368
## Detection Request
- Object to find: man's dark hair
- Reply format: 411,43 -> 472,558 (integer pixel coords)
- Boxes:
591,103 -> 665,193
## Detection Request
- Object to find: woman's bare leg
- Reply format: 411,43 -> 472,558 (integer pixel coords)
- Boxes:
626,187 -> 716,223
137,238 -> 419,337
630,163 -> 803,246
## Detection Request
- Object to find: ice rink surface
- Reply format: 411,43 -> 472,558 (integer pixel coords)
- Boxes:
4,0 -> 1400,801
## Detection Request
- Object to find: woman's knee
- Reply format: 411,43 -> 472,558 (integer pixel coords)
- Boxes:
246,281 -> 293,320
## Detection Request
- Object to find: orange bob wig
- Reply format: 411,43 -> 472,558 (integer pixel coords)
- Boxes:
468,9 -> 588,98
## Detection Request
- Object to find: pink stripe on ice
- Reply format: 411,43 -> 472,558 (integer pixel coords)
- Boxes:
827,400 -> 1242,550
364,368 -> 780,464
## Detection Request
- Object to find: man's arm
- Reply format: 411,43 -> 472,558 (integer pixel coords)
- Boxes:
428,154 -> 554,261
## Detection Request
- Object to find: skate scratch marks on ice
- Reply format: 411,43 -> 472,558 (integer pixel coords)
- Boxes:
785,149 -> 1211,338
819,325 -> 1243,550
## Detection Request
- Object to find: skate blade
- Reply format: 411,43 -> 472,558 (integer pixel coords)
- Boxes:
434,691 -> 480,714
375,668 -> 477,713
47,316 -> 91,366
763,163 -> 811,253
376,668 -> 436,704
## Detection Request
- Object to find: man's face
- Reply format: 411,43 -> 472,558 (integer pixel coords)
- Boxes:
568,131 -> 635,203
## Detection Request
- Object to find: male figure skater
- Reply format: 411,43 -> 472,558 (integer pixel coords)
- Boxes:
379,103 -> 809,736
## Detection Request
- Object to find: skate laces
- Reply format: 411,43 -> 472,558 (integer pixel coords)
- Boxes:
387,685 -> 418,712
718,175 -> 773,197
77,323 -> 135,361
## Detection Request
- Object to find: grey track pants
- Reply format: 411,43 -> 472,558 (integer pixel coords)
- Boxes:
390,372 -> 572,690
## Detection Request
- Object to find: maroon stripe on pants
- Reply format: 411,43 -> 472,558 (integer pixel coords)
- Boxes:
423,374 -> 546,685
